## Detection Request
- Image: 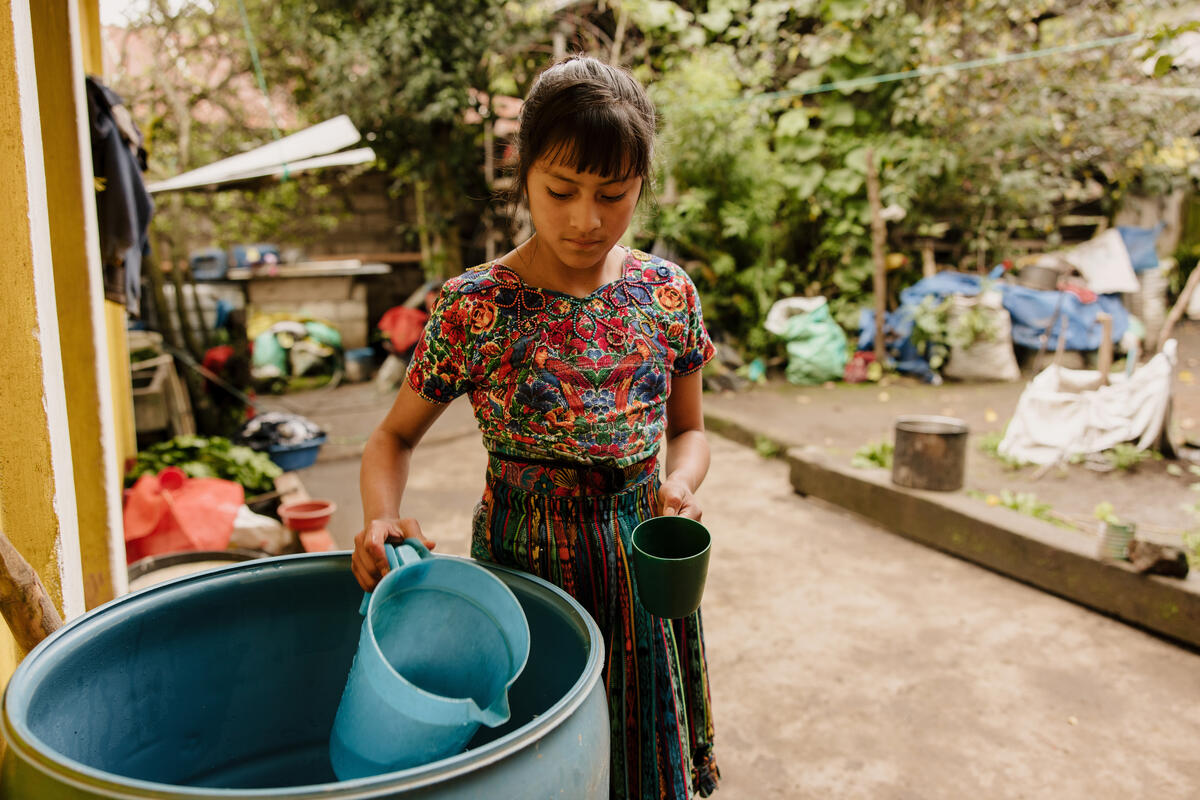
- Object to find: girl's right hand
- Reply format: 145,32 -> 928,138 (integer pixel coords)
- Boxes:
351,517 -> 437,592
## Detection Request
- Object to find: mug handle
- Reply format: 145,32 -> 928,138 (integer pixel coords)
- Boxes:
358,538 -> 433,616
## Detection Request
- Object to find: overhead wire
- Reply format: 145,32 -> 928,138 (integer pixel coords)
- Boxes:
685,31 -> 1147,109
234,0 -> 290,180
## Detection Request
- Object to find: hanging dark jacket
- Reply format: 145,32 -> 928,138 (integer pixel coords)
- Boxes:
86,76 -> 153,316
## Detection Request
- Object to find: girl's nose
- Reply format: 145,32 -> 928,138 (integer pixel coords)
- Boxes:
571,198 -> 601,233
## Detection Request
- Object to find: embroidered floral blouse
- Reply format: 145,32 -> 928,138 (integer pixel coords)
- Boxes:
406,248 -> 716,467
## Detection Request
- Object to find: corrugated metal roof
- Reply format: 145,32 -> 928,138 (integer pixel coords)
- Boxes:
147,115 -> 373,193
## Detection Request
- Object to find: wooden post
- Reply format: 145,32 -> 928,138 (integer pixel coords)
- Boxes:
1096,312 -> 1113,387
1053,314 -> 1069,366
0,530 -> 62,653
483,110 -> 496,262
1158,263 -> 1200,351
921,240 -> 936,279
866,148 -> 887,364
414,180 -> 432,275
148,231 -> 181,349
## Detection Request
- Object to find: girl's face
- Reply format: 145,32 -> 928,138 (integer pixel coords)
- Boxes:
525,156 -> 643,273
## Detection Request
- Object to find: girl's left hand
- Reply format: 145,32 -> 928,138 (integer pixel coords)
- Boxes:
658,478 -> 702,520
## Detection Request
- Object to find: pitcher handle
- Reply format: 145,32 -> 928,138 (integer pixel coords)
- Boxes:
359,538 -> 432,616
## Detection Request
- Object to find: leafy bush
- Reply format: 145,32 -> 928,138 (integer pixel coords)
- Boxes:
631,2 -> 1200,361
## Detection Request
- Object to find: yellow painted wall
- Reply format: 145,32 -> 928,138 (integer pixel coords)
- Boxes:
0,0 -> 70,679
33,0 -> 125,612
108,302 -> 137,474
0,0 -> 96,690
76,0 -> 99,75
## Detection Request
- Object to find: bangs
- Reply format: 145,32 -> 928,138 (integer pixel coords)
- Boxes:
534,103 -> 650,182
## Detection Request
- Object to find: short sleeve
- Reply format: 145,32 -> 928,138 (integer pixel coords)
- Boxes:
669,268 -> 717,375
405,285 -> 472,403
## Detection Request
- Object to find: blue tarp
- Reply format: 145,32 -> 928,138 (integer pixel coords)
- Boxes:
1116,223 -> 1164,272
858,269 -> 1130,381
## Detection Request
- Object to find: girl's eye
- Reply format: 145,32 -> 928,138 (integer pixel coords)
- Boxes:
601,192 -> 627,202
547,188 -> 571,200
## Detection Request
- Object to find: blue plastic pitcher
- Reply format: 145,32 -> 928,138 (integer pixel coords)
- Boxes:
329,541 -> 530,780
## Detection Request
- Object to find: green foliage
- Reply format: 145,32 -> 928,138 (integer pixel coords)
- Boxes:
978,430 -> 1003,457
1105,444 -> 1160,471
127,435 -> 283,494
1093,501 -> 1121,525
178,176 -> 346,253
1070,444 -> 1160,471
978,428 -> 1028,470
969,489 -> 1067,527
276,0 -> 510,275
852,439 -> 893,469
120,0 -> 1200,350
754,434 -> 784,459
632,0 -> 1200,359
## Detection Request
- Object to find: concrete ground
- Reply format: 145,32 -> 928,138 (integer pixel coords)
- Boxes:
284,362 -> 1200,798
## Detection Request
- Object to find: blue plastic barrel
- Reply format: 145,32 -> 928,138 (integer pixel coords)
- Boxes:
1,553 -> 608,798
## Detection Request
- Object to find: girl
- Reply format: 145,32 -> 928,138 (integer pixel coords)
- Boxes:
353,55 -> 719,799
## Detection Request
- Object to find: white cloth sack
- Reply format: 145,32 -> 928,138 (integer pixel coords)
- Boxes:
764,296 -> 830,336
942,291 -> 1020,382
998,340 -> 1176,465
229,504 -> 293,554
1059,229 -> 1140,294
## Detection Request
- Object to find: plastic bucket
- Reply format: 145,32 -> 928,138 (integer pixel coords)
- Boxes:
1,552 -> 607,798
330,542 -> 530,779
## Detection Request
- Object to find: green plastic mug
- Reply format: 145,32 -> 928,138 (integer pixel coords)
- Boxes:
631,516 -> 712,619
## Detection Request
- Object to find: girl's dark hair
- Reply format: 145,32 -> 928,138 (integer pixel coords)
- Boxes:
509,55 -> 657,206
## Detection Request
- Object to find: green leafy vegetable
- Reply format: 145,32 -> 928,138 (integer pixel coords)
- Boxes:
126,436 -> 282,494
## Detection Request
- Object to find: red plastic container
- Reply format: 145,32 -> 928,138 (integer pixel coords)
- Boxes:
278,500 -> 337,532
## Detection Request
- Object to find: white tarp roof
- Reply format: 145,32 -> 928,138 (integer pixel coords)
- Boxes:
147,115 -> 375,193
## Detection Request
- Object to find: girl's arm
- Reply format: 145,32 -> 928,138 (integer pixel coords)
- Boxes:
352,382 -> 448,591
659,369 -> 710,520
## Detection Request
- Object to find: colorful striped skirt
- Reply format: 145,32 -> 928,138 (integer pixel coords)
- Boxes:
471,453 -> 720,799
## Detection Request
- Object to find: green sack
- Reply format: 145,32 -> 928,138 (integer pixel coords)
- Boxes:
252,331 -> 288,375
772,298 -> 848,385
304,321 -> 343,350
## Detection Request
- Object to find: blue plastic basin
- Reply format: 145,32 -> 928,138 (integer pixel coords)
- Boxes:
1,553 -> 608,798
266,436 -> 326,471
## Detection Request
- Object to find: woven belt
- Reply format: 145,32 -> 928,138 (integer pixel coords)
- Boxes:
487,452 -> 658,497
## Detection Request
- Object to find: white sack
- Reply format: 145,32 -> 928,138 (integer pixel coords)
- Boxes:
998,340 -> 1176,465
942,291 -> 1021,382
229,504 -> 293,555
1060,229 -> 1139,294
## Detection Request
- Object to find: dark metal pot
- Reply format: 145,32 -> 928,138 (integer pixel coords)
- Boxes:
892,415 -> 969,492
2,553 -> 608,798
1016,264 -> 1061,292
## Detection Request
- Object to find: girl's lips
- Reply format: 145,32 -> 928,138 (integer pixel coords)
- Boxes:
567,238 -> 604,248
